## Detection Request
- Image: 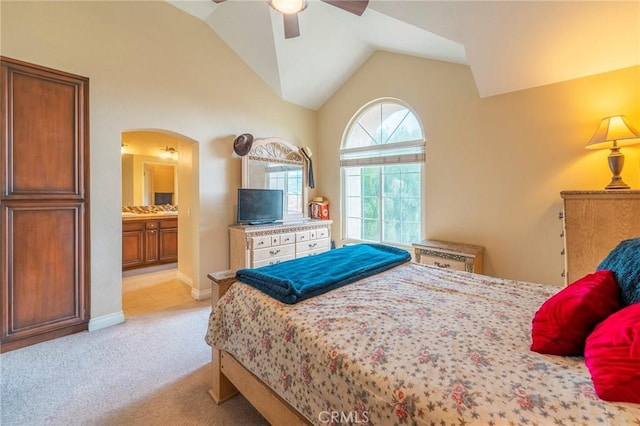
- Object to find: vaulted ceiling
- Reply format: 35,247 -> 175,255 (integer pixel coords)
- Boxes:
168,0 -> 640,110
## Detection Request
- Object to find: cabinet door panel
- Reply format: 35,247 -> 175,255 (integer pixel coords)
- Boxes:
145,229 -> 159,263
2,61 -> 87,199
123,231 -> 144,268
159,228 -> 178,262
1,203 -> 86,341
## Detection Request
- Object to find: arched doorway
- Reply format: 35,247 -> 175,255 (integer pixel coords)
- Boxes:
120,129 -> 198,317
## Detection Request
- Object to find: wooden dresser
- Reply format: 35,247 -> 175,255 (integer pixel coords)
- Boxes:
412,239 -> 484,273
229,220 -> 332,270
561,190 -> 640,284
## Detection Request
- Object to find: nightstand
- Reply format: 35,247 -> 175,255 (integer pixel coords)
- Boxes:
412,239 -> 484,273
561,190 -> 640,284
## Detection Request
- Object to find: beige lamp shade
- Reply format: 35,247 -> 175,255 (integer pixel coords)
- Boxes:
585,115 -> 640,190
585,115 -> 640,150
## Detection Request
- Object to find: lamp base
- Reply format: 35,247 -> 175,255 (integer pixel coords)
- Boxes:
604,147 -> 630,190
605,177 -> 631,190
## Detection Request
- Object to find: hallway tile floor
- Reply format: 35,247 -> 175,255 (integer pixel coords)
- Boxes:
122,269 -> 193,317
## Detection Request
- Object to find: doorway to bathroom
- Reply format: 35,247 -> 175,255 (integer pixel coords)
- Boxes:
121,129 -> 197,317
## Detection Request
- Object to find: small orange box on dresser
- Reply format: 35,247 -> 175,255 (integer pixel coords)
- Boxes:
309,197 -> 329,220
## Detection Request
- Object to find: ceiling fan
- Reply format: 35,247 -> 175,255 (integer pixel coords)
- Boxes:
212,0 -> 369,39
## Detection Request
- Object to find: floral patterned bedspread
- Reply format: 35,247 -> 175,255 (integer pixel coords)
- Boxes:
205,262 -> 640,425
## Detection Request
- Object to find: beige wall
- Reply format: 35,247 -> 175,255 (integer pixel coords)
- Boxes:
1,1 -> 317,322
2,0 -> 638,326
318,51 -> 640,286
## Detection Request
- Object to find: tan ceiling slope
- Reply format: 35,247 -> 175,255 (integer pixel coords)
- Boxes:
168,0 -> 640,110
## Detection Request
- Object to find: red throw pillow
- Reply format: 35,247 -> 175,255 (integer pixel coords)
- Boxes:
585,303 -> 640,404
530,270 -> 620,356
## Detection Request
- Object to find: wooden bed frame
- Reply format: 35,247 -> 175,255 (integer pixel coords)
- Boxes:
207,271 -> 311,425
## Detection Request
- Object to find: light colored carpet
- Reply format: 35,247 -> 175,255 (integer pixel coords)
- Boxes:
0,300 -> 269,426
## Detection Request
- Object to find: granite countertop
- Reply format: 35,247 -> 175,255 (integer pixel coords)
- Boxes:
122,211 -> 178,220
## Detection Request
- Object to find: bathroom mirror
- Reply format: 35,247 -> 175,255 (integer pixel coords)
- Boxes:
242,138 -> 307,219
122,154 -> 178,206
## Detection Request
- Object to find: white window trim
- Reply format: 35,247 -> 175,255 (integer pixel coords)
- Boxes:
340,139 -> 425,155
339,99 -> 425,247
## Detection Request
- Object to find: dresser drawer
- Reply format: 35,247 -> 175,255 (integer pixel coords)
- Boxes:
251,235 -> 272,249
253,254 -> 295,268
123,221 -> 144,232
412,240 -> 483,274
253,244 -> 295,262
417,254 -> 467,271
296,246 -> 330,258
279,233 -> 296,245
160,218 -> 177,229
296,238 -> 330,254
316,228 -> 329,239
296,231 -> 310,242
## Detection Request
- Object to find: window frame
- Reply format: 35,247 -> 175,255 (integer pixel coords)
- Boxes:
340,98 -> 425,248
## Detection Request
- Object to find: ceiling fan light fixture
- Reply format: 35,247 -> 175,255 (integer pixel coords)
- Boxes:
269,0 -> 307,14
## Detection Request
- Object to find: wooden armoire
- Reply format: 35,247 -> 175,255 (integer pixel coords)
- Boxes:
1,57 -> 90,352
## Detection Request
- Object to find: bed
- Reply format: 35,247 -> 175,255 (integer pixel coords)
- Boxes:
205,248 -> 640,425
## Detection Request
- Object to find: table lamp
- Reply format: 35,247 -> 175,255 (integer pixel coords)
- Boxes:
585,115 -> 640,190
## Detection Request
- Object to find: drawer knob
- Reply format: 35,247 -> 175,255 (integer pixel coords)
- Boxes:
434,261 -> 451,269
269,249 -> 281,256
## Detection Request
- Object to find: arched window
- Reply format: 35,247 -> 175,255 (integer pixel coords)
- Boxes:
340,99 -> 425,246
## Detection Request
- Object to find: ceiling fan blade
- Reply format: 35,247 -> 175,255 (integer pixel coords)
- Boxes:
283,14 -> 300,39
321,0 -> 368,16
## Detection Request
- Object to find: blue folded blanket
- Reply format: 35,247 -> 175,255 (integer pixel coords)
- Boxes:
235,243 -> 411,304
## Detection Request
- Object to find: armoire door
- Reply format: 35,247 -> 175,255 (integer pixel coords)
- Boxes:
1,57 -> 90,352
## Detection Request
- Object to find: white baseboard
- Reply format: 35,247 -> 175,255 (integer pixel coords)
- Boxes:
175,271 -> 210,299
176,271 -> 193,286
191,285 -> 212,300
88,311 -> 125,331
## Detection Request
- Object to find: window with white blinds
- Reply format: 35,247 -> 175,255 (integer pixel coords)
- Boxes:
340,139 -> 425,167
340,99 -> 425,246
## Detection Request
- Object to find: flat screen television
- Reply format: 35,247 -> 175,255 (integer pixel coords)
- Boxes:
237,188 -> 284,225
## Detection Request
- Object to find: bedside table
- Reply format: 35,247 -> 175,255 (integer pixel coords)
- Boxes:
412,239 -> 484,273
